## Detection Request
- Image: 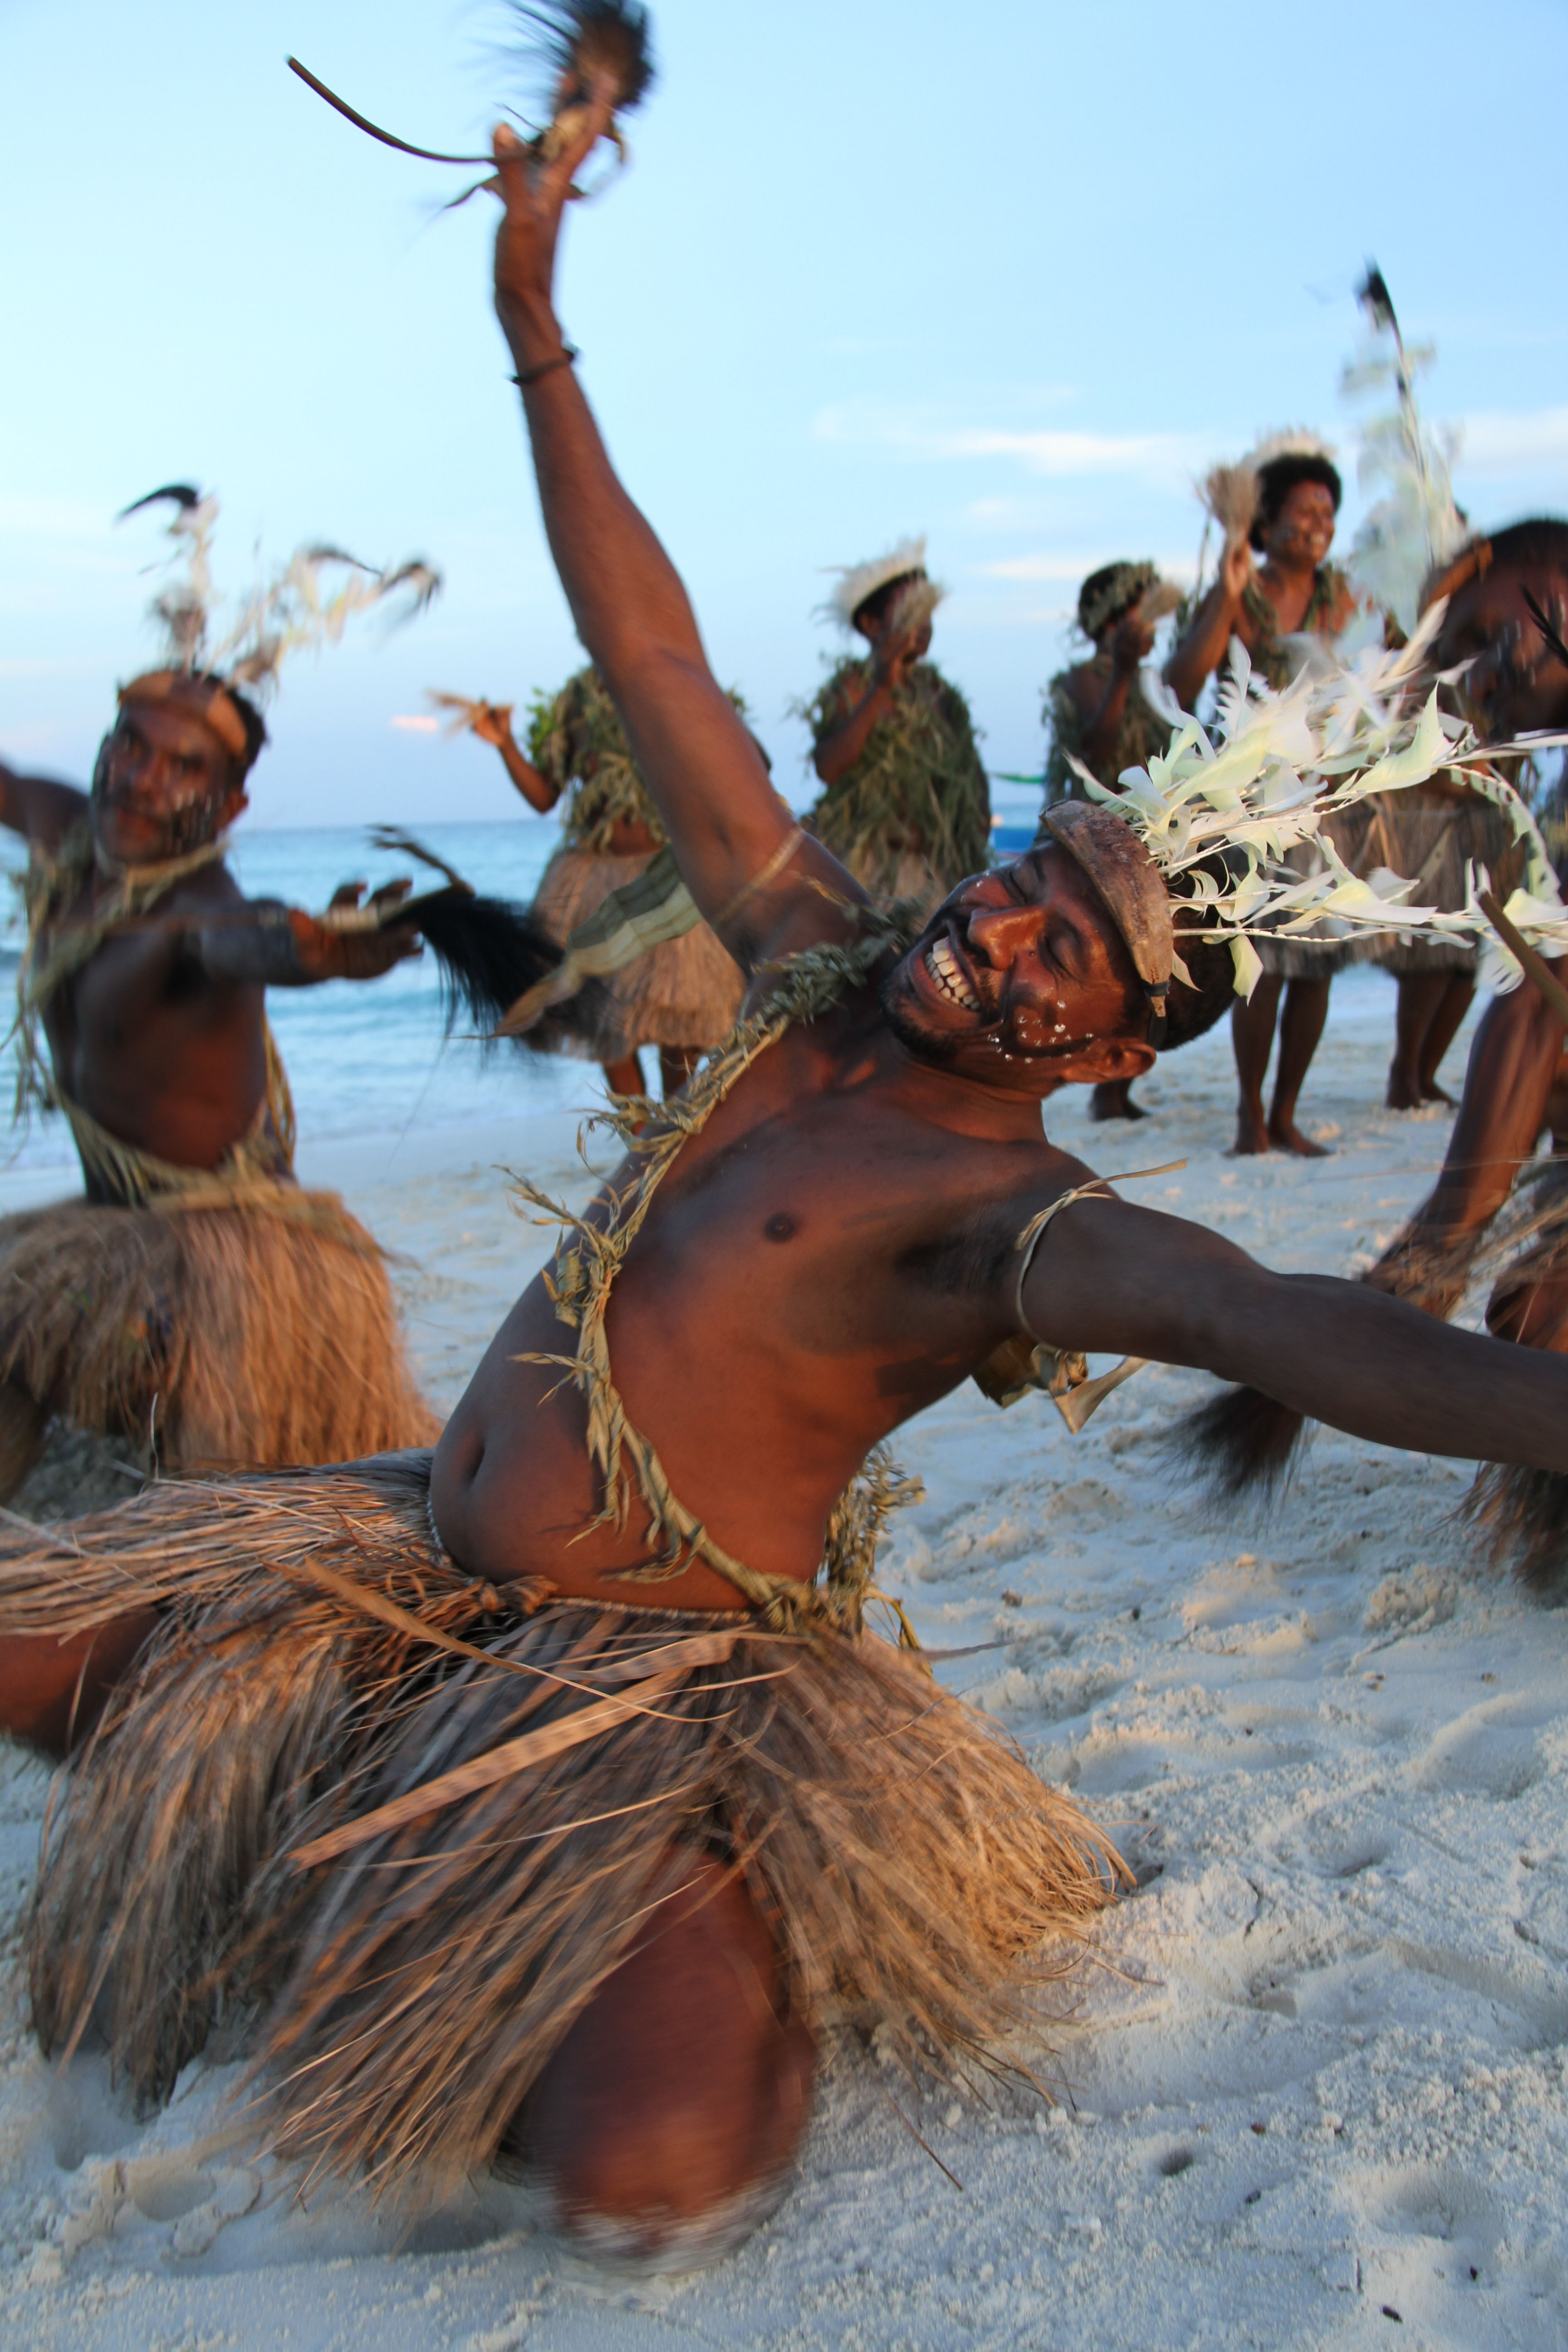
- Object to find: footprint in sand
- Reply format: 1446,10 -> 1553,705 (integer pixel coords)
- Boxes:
60,2152 -> 261,2259
1412,1695 -> 1556,1801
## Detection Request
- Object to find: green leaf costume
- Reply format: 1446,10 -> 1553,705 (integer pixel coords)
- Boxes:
801,659 -> 990,901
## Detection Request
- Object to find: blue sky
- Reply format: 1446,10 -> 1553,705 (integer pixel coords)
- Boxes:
5,0 -> 1568,830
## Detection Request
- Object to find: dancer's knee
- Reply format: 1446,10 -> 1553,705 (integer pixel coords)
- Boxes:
0,1611 -> 160,1757
513,1852 -> 815,2263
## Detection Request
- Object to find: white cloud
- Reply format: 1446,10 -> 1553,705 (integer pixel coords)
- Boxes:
979,553 -> 1195,584
1455,405 -> 1568,477
390,714 -> 440,733
813,403 -> 1208,480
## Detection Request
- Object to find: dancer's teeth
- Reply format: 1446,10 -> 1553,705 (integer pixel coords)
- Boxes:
926,937 -> 980,1011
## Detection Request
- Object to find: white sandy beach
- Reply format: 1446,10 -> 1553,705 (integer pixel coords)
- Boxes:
1,970 -> 1566,2351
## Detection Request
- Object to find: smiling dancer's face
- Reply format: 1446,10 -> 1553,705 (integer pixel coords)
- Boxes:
878,846 -> 1156,1098
1259,480 -> 1338,572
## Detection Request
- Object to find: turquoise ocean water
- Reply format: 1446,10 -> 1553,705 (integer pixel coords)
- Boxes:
0,812 -> 1416,1177
0,818 -> 590,1173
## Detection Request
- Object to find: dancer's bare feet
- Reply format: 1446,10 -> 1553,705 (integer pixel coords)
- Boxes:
1420,1078 -> 1457,1107
1232,1105 -> 1271,1155
1386,1062 -> 1426,1111
1268,1115 -> 1331,1158
1089,1079 -> 1147,1122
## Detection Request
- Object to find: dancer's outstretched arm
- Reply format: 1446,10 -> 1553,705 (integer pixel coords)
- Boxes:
0,758 -> 85,850
1019,1191 -> 1568,1470
489,110 -> 863,967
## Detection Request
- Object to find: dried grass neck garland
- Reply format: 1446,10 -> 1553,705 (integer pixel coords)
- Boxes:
511,907 -> 928,1639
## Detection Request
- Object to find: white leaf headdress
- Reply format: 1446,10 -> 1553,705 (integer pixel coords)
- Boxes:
120,486 -> 441,703
1069,611 -> 1568,999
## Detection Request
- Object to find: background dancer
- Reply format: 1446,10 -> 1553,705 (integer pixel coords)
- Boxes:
444,672 -> 744,1097
0,500 -> 440,1508
1041,559 -> 1181,1120
10,101 -> 1568,2271
801,538 -> 990,910
1169,438 -> 1359,1155
1367,523 -> 1568,1323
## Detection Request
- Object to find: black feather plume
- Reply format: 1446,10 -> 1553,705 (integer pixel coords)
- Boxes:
118,484 -> 202,520
1163,1385 -> 1311,1507
363,829 -> 563,1048
397,890 -> 564,1046
1355,263 -> 1399,341
1524,587 -> 1568,672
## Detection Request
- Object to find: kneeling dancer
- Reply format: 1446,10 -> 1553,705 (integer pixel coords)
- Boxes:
0,493 -> 441,1502
9,116 -> 1568,2267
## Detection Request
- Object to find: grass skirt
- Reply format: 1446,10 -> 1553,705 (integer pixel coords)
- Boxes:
5,1452 -> 1125,2201
1329,794 -> 1529,976
1251,835 -> 1378,980
531,846 -> 744,1061
0,1194 -> 438,1477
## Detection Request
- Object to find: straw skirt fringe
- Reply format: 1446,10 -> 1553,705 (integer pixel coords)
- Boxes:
1331,794 -> 1529,976
531,846 -> 744,1060
0,1195 -> 439,1475
7,1452 -> 1126,2199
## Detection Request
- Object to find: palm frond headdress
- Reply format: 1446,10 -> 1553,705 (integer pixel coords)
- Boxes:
822,537 -> 946,637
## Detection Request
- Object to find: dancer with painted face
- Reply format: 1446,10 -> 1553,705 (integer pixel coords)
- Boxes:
0,492 -> 441,1527
9,96 -> 1568,2275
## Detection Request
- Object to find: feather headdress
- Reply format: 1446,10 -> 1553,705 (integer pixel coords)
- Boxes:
1067,606 -> 1568,1000
823,538 -> 946,634
120,488 -> 441,705
1341,265 -> 1467,635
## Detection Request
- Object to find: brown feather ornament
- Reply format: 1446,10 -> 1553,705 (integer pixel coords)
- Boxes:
288,3 -> 655,189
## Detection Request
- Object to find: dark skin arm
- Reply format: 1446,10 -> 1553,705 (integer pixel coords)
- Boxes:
1165,538 -> 1254,709
812,620 -> 928,788
0,759 -> 88,853
1022,1190 -> 1568,1471
1381,972 -> 1566,1241
1077,611 -> 1156,779
466,701 -> 561,815
196,881 -> 419,988
490,109 -> 860,972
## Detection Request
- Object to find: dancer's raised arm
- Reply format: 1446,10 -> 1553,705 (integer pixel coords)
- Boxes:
490,113 -> 863,967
